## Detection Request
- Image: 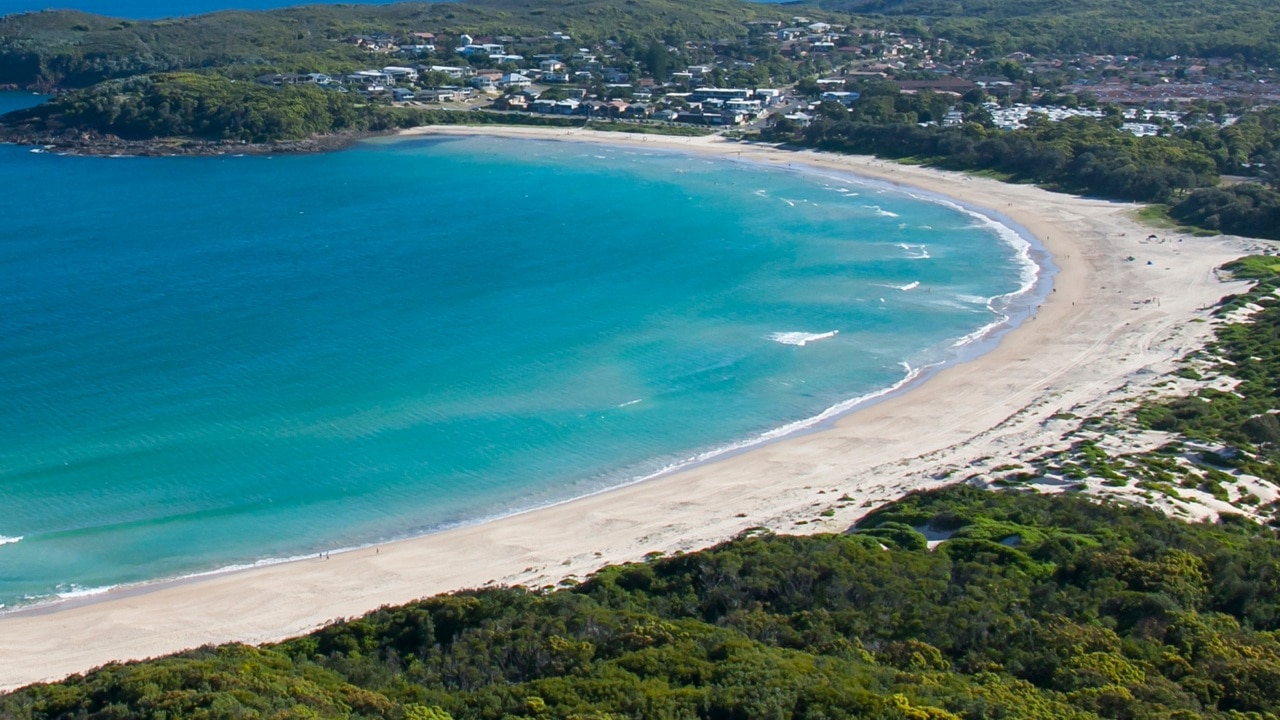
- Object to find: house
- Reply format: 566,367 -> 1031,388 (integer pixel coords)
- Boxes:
542,71 -> 572,83
429,66 -> 472,79
461,43 -> 505,57
499,73 -> 533,90
539,59 -> 566,73
553,99 -> 581,115
531,98 -> 582,115
346,70 -> 394,87
754,88 -> 782,105
623,103 -> 650,119
675,111 -> 724,125
493,95 -> 528,110
654,108 -> 679,121
724,98 -> 761,116
392,88 -> 416,101
820,91 -> 861,106
306,73 -> 333,85
689,88 -> 751,102
782,111 -> 812,127
418,88 -> 456,102
470,73 -> 500,90
382,66 -> 419,83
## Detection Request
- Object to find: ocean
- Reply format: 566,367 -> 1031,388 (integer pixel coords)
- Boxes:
0,91 -> 1047,609
0,0 -> 790,20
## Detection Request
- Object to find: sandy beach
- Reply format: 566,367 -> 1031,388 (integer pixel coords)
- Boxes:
0,128 -> 1264,691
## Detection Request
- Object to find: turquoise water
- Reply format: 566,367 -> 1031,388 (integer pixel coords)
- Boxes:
0,92 -> 1045,608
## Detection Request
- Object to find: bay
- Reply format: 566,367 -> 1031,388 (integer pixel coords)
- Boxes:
0,91 -> 1040,608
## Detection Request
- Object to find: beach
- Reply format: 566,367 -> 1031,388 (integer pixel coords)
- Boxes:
0,127 -> 1261,691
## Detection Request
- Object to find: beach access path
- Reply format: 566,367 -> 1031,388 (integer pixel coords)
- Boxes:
0,128 -> 1263,691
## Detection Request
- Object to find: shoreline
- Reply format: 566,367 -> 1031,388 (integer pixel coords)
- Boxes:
0,131 -> 1050,617
0,127 -> 1259,691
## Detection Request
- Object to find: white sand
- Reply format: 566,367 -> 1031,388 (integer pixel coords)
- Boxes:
0,128 -> 1265,691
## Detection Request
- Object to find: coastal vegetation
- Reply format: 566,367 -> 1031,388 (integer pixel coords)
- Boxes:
0,0 -> 791,89
0,71 -> 712,147
819,0 -> 1280,63
1138,257 -> 1280,460
765,90 -> 1280,221
4,485 -> 1280,719
0,72 -> 386,142
1168,184 -> 1280,240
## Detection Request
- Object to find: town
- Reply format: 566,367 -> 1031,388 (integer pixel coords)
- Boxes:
253,16 -> 1275,135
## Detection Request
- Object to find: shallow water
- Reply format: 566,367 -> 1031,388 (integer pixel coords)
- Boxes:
0,92 -> 1040,608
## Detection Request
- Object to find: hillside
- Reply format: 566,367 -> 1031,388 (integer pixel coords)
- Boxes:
0,0 -> 790,88
820,0 -> 1280,60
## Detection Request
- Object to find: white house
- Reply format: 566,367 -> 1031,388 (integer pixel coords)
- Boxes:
382,66 -> 419,83
499,72 -> 533,90
461,43 -> 505,56
347,70 -> 394,86
429,65 -> 469,79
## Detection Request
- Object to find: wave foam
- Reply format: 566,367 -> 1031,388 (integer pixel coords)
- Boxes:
897,242 -> 931,260
883,281 -> 920,292
639,362 -> 929,476
768,330 -> 839,346
865,205 -> 900,217
55,584 -> 113,600
0,536 -> 21,547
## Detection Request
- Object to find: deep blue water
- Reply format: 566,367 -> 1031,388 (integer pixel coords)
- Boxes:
1,0 -> 791,20
0,91 -> 1042,608
3,0 -> 402,17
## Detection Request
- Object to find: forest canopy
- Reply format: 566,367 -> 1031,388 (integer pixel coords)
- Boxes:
3,485 -> 1280,720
